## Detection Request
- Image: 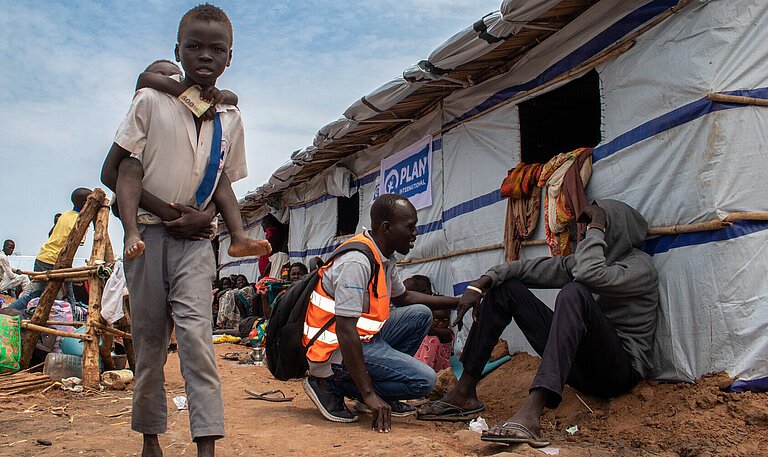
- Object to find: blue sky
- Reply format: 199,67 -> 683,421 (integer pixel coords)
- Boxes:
0,0 -> 502,266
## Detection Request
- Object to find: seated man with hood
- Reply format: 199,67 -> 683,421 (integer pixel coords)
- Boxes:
417,200 -> 659,448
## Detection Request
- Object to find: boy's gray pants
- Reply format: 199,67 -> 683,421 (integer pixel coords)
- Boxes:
124,224 -> 224,440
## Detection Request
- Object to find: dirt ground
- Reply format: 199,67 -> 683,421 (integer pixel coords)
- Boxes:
1,345 -> 767,457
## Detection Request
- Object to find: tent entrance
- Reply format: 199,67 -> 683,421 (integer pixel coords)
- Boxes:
337,193 -> 360,237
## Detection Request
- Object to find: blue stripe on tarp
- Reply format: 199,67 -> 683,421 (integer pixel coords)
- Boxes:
443,189 -> 503,223
417,220 -> 443,234
288,193 -> 335,211
442,0 -> 679,131
593,88 -> 768,162
354,170 -> 380,187
220,257 -> 260,269
641,220 -> 768,256
219,217 -> 263,238
289,242 -> 344,258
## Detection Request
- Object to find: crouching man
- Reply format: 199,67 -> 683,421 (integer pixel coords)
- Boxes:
302,193 -> 459,432
418,200 -> 659,448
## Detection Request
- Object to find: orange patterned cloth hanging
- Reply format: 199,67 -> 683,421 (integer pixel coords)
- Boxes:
500,163 -> 544,261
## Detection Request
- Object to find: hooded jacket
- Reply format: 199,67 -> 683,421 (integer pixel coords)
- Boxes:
483,199 -> 659,377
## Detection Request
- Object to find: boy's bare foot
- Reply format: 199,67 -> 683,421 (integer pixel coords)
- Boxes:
142,434 -> 162,457
124,232 -> 145,259
227,235 -> 271,258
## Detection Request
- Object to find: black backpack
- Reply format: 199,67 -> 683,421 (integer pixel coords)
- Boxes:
264,241 -> 379,381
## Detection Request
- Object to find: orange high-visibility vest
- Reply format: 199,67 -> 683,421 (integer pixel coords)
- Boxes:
303,233 -> 391,363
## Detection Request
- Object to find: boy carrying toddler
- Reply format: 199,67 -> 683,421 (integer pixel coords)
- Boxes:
100,4 -> 253,457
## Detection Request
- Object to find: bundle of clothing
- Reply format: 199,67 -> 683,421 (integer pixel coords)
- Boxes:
500,147 -> 593,260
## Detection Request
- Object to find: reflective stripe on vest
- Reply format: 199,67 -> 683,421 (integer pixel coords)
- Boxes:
307,291 -> 386,334
303,323 -> 338,345
303,232 -> 391,363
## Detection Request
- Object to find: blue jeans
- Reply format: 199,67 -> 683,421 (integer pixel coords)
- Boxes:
8,259 -> 75,310
328,304 -> 436,402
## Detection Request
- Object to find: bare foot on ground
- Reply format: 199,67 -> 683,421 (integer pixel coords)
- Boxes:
228,235 -> 271,258
124,232 -> 145,258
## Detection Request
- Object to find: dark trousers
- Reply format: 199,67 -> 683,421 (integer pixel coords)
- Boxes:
460,279 -> 640,408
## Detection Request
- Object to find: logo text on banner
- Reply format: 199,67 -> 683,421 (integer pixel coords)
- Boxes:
378,136 -> 433,210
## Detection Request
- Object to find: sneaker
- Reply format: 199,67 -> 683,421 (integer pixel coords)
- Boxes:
302,376 -> 358,423
353,400 -> 417,417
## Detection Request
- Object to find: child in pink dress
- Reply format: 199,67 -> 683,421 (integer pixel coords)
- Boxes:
414,308 -> 453,371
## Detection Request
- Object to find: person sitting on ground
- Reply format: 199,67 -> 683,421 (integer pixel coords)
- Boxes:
417,200 -> 659,449
405,276 -> 453,372
301,193 -> 460,432
8,188 -> 91,310
217,274 -> 256,328
212,277 -> 232,328
0,240 -> 32,300
109,58 -> 270,260
414,308 -> 452,372
257,262 -> 307,319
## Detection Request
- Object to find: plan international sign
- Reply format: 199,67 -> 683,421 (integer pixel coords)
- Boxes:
378,136 -> 433,210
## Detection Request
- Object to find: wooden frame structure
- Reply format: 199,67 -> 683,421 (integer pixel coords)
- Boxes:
18,188 -> 134,388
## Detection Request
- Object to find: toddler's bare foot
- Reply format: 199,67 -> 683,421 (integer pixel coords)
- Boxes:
124,232 -> 145,259
228,235 -> 271,258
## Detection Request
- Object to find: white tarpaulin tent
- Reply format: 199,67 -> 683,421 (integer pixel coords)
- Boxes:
221,0 -> 768,383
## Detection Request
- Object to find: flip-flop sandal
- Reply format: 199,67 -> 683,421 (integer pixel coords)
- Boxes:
416,400 -> 485,421
481,421 -> 549,448
221,352 -> 243,360
244,389 -> 293,402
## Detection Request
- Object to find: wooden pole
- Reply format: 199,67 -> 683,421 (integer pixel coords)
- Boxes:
31,276 -> 91,283
706,93 -> 768,107
20,189 -> 106,369
82,203 -> 111,388
116,296 -> 136,372
93,323 -> 132,339
20,265 -> 98,276
21,322 -> 93,341
723,212 -> 768,222
29,270 -> 97,279
99,228 -> 117,371
22,320 -> 85,327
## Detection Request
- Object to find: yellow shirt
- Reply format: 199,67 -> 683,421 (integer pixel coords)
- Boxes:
37,210 -> 82,265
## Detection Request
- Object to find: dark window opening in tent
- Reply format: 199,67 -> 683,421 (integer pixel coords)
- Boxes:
518,69 -> 601,165
337,193 -> 360,237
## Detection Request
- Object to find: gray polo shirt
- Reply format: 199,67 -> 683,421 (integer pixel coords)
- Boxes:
308,230 -> 406,378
